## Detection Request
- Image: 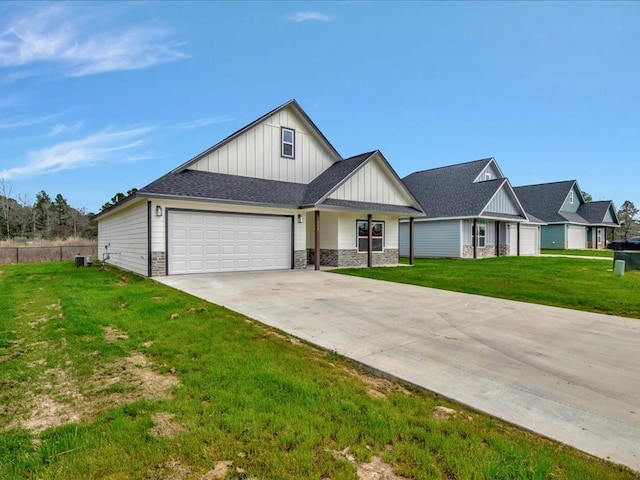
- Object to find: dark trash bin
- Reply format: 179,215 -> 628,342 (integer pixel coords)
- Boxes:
613,251 -> 640,271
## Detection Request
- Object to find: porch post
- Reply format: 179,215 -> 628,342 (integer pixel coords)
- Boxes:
472,219 -> 477,259
314,210 -> 320,271
495,221 -> 500,257
367,213 -> 373,268
409,217 -> 415,265
517,222 -> 521,256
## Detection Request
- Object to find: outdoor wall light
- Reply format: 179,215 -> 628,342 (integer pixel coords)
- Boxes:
298,214 -> 304,224
156,205 -> 163,217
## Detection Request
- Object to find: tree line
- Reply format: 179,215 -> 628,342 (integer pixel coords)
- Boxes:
0,180 -> 96,241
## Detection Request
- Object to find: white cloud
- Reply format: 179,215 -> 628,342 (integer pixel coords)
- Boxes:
0,4 -> 187,77
177,116 -> 235,130
288,12 -> 333,23
0,113 -> 60,130
0,126 -> 153,180
48,122 -> 83,136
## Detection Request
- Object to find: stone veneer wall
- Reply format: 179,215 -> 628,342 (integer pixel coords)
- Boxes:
294,250 -> 307,269
151,251 -> 166,277
307,248 -> 399,267
462,245 -> 508,259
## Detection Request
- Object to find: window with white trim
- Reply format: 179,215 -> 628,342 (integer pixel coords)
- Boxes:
476,223 -> 486,247
357,220 -> 384,252
569,190 -> 574,204
281,127 -> 295,158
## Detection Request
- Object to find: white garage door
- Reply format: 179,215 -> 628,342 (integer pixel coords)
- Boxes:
520,226 -> 538,255
168,211 -> 292,274
567,225 -> 586,249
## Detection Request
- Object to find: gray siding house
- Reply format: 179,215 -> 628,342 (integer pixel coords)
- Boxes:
95,100 -> 424,276
400,158 -> 538,258
513,181 -> 619,249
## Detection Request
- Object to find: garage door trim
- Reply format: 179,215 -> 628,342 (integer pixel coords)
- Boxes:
165,208 -> 294,274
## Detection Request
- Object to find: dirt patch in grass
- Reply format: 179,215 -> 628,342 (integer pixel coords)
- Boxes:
334,447 -> 409,480
148,459 -> 244,480
104,325 -> 129,343
344,368 -> 412,399
150,412 -> 186,439
6,351 -> 180,434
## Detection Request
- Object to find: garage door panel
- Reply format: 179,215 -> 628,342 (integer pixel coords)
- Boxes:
168,211 -> 291,274
520,226 -> 538,255
567,226 -> 586,249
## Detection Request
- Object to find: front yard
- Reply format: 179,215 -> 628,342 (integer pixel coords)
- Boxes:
0,260 -> 638,479
338,256 -> 640,319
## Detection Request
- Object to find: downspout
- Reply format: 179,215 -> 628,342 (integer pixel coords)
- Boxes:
517,223 -> 521,256
147,201 -> 152,277
367,213 -> 373,268
472,219 -> 477,259
314,210 -> 320,271
495,221 -> 500,257
409,217 -> 415,265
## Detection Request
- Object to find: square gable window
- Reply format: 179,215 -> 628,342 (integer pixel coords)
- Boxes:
281,127 -> 295,159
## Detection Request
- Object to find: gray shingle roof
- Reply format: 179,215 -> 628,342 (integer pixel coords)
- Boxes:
403,158 -> 525,220
137,153 -> 423,216
578,201 -> 619,226
513,181 -> 581,224
139,170 -> 308,207
302,152 -> 373,205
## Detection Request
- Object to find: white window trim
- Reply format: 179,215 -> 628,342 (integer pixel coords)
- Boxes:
356,220 -> 385,253
569,190 -> 574,204
281,127 -> 295,159
476,222 -> 486,247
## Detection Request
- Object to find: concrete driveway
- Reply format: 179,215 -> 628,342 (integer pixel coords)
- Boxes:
156,269 -> 640,471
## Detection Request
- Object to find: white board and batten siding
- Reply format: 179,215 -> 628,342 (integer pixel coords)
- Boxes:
188,108 -> 337,184
474,162 -> 502,182
167,210 -> 292,275
399,220 -> 462,258
485,188 -> 521,216
329,156 -> 414,206
98,201 -> 148,276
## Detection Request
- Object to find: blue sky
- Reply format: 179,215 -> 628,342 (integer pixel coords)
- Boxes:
0,1 -> 638,214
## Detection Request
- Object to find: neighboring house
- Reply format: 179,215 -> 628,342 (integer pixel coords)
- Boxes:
513,181 -> 619,249
399,158 -> 538,259
95,100 -> 424,277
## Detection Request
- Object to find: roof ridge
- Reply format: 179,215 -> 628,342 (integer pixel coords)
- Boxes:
514,180 -> 576,189
406,157 -> 494,177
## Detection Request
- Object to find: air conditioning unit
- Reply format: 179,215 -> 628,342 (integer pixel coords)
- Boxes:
75,255 -> 93,267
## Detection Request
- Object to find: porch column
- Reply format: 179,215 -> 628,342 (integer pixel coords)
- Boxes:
517,223 -> 521,256
495,221 -> 500,257
314,210 -> 320,271
367,213 -> 373,268
472,219 -> 477,259
409,217 -> 415,265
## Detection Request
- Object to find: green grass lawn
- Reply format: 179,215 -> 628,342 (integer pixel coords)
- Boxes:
1,262 -> 639,479
541,248 -> 613,258
338,256 -> 640,319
